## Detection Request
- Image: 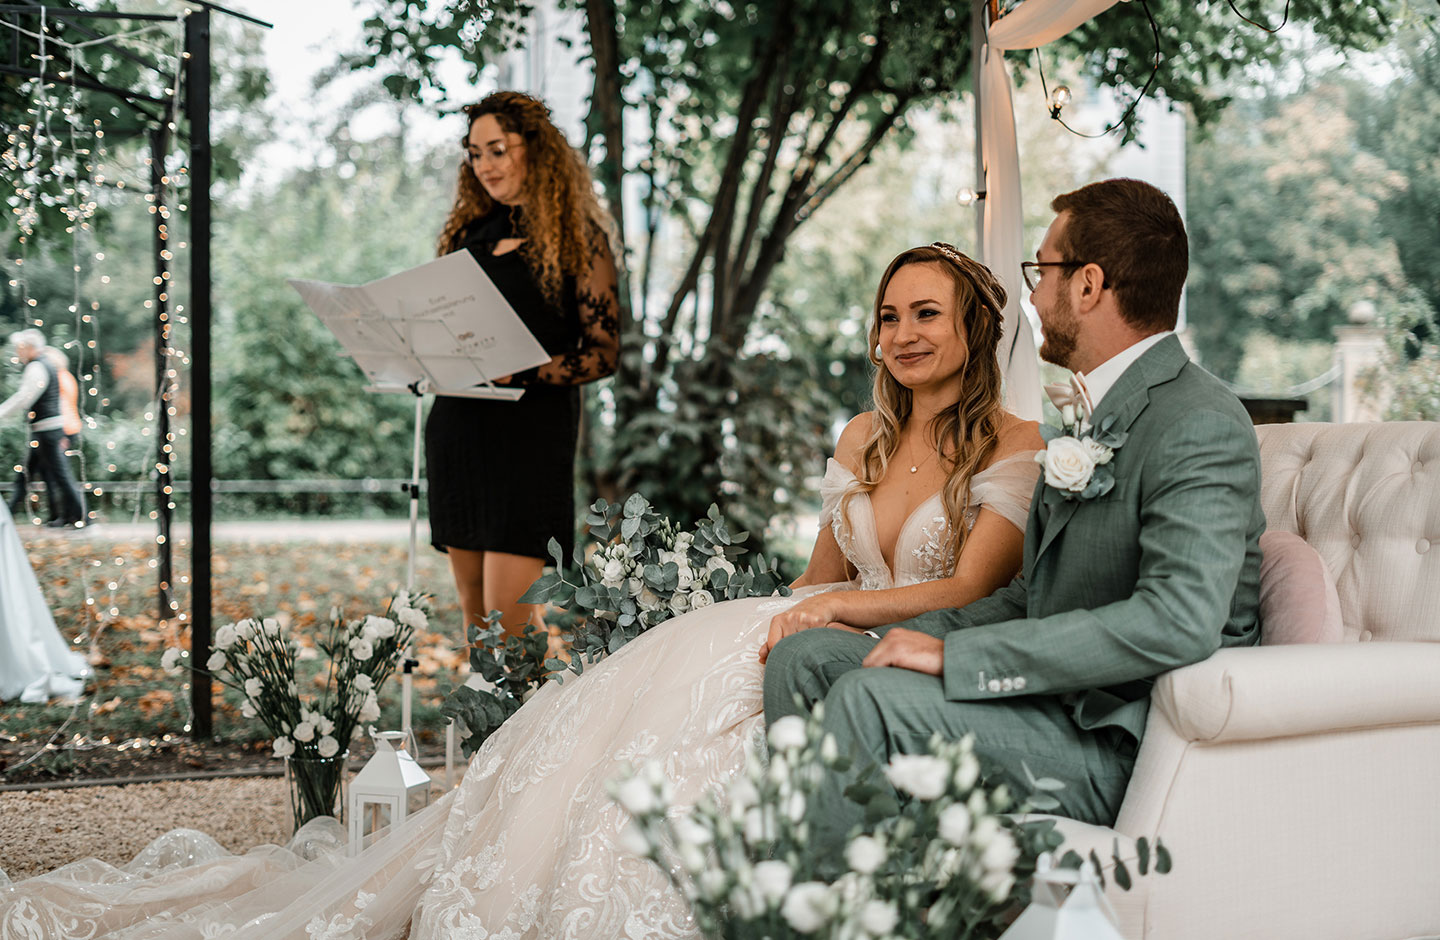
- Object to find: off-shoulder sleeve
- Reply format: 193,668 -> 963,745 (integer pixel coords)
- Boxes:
536,226 -> 621,386
970,451 -> 1042,532
817,458 -> 854,530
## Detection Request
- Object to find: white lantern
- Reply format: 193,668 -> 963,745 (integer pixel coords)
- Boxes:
347,729 -> 433,855
997,853 -> 1128,940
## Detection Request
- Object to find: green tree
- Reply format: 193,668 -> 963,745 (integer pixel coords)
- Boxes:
349,0 -> 1398,534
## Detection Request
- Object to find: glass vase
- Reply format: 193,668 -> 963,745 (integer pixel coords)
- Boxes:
284,750 -> 349,833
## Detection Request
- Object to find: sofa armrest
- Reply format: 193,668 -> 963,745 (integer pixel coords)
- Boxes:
1153,642 -> 1440,743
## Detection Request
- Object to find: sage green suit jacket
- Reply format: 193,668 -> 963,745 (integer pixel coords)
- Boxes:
881,335 -> 1264,742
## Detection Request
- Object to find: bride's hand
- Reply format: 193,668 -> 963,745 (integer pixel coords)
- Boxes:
757,594 -> 849,664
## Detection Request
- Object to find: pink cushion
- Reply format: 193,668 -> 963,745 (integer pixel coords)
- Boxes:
1257,531 -> 1345,645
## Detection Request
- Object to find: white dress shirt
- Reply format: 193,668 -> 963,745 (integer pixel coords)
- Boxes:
1075,330 -> 1174,414
0,360 -> 65,432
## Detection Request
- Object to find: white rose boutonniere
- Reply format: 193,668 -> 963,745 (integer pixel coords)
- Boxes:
1036,411 -> 1128,502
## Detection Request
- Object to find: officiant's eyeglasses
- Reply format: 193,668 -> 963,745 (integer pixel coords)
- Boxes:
461,139 -> 523,165
1021,260 -> 1109,292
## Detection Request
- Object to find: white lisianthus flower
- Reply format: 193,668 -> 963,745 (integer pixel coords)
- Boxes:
885,754 -> 950,801
1040,436 -> 1097,493
358,694 -> 381,723
970,814 -> 1000,850
638,588 -> 662,612
234,620 -> 254,641
293,721 -> 316,743
625,576 -> 644,596
317,716 -> 335,736
678,841 -> 707,874
979,868 -> 1016,903
753,859 -> 793,905
689,588 -> 715,610
859,899 -> 899,937
675,566 -> 694,589
729,881 -> 765,920
243,677 -> 263,699
161,647 -> 183,675
348,638 -> 375,661
820,733 -> 839,764
213,623 -> 238,650
353,674 -> 374,693
674,531 -> 693,549
938,803 -> 972,846
781,883 -> 837,934
272,736 -> 295,758
698,869 -> 728,901
618,821 -> 652,858
783,791 -> 806,823
767,715 -> 808,752
602,558 -> 626,585
206,651 -> 227,672
240,699 -> 257,719
366,616 -> 397,640
1081,436 -> 1114,466
845,834 -> 887,875
954,752 -> 980,793
743,807 -> 777,845
980,828 -> 1020,875
317,735 -> 340,758
397,606 -> 427,630
668,594 -> 690,617
672,815 -> 713,848
613,776 -> 657,816
262,618 -> 281,637
729,778 -> 760,818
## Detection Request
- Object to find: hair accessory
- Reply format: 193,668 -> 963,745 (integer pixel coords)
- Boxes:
929,242 -> 968,267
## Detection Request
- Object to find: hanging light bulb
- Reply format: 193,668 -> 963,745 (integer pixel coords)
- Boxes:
1049,85 -> 1073,119
955,187 -> 981,207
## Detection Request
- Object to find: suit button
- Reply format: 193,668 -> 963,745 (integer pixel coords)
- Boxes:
1001,678 -> 1014,692
1418,538 -> 1431,554
1359,630 -> 1373,642
987,679 -> 1001,693
1014,677 -> 1027,691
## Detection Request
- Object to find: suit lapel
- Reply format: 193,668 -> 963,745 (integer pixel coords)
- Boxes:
1032,335 -> 1189,565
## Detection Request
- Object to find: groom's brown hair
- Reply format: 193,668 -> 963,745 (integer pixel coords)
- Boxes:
1050,178 -> 1187,334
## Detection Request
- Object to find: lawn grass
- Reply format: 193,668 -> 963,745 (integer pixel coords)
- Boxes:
2,531 -> 469,775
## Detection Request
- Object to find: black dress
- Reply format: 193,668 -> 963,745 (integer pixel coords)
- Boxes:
425,206 -> 619,561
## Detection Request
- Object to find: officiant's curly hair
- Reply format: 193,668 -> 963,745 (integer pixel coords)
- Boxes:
844,245 -> 1008,563
437,91 -> 615,304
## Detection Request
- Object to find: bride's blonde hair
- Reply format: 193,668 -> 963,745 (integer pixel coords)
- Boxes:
841,244 -> 1009,563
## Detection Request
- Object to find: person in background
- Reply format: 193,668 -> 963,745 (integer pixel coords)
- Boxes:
2,329 -> 85,528
427,91 -> 621,645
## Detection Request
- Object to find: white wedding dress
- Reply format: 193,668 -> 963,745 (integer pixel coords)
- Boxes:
0,503 -> 89,704
0,454 -> 1038,940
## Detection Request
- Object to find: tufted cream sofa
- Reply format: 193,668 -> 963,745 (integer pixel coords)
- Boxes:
1049,421 -> 1440,940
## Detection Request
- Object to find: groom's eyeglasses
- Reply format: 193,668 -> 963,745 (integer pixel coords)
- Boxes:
1021,261 -> 1094,292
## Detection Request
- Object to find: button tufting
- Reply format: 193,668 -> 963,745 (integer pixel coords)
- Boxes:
1419,538 -> 1432,554
1350,534 -> 1361,548
1359,630 -> 1373,642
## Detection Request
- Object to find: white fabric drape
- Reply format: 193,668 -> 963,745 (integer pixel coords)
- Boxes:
980,0 -> 1118,421
0,503 -> 88,702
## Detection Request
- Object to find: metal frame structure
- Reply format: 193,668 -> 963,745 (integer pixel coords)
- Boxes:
2,0 -> 271,737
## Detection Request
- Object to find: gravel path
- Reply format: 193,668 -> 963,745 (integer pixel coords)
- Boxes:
0,777 -> 293,880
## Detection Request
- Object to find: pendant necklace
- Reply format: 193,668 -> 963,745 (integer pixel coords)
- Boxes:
907,436 -> 936,474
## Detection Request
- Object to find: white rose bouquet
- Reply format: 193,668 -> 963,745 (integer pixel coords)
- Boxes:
163,590 -> 429,826
614,707 -> 1169,939
443,494 -> 790,758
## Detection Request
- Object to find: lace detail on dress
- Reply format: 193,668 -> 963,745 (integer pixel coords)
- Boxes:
910,512 -> 954,583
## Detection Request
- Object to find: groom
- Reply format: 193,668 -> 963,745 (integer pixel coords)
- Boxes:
764,178 -> 1264,853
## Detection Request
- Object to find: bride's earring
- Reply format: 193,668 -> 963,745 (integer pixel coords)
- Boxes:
874,343 -> 883,361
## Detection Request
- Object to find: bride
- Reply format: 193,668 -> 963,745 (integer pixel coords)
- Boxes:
0,244 -> 1042,940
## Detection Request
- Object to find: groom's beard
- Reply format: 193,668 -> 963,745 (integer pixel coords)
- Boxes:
1038,289 -> 1079,370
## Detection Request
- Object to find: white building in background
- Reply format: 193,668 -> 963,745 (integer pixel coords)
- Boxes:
492,1 -> 591,146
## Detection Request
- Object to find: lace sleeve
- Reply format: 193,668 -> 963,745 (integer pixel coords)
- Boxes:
535,227 -> 621,386
970,451 -> 1042,531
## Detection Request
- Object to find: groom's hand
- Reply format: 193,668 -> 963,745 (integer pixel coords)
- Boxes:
862,628 -> 943,676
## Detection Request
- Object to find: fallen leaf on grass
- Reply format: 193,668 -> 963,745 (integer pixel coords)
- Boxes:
92,697 -> 122,715
137,689 -> 175,718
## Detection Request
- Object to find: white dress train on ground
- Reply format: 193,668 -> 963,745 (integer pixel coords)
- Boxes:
0,503 -> 88,704
0,454 -> 1038,940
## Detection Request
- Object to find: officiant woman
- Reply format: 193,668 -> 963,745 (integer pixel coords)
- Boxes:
426,91 -> 620,644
